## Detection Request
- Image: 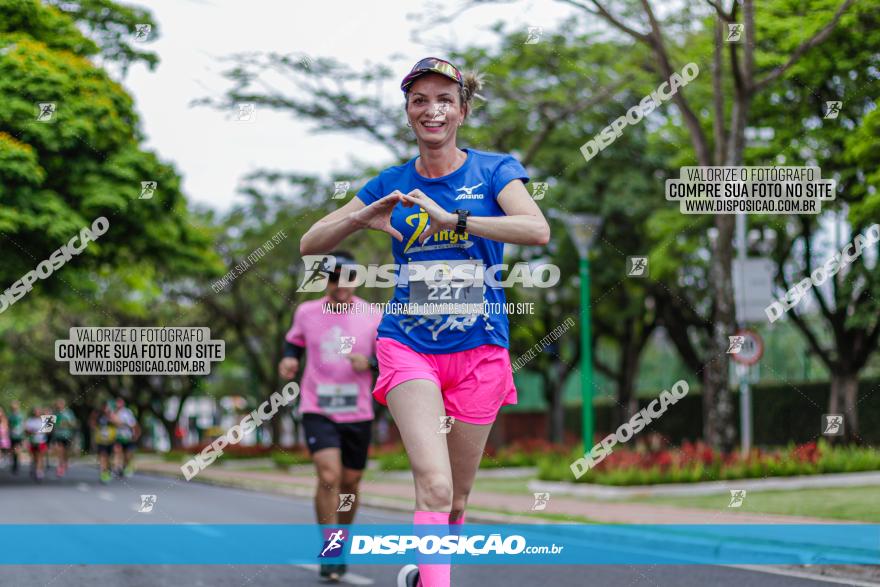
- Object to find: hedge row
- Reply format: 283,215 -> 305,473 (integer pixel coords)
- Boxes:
565,377 -> 880,445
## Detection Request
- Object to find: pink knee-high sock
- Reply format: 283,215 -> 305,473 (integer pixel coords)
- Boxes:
413,510 -> 451,587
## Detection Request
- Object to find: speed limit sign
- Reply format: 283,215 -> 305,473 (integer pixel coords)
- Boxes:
729,330 -> 764,366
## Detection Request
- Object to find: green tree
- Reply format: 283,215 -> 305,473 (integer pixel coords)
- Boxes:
565,0 -> 858,451
43,0 -> 161,74
747,0 -> 880,441
0,0 -> 211,294
0,0 -> 219,448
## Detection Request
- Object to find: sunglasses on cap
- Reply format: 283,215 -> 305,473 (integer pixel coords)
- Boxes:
321,254 -> 356,283
400,57 -> 463,94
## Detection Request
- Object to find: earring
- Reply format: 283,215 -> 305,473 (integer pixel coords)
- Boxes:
406,121 -> 412,127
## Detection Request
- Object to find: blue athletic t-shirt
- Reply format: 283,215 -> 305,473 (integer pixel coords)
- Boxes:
356,148 -> 529,354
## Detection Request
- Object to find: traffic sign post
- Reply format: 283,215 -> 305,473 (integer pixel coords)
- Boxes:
731,329 -> 764,455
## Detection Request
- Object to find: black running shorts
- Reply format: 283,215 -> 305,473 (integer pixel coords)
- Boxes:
301,413 -> 372,471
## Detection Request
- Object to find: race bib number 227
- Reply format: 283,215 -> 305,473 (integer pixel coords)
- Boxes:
406,260 -> 484,316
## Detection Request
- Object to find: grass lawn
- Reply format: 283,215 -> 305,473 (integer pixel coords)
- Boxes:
614,485 -> 880,522
462,475 -> 880,523
473,477 -> 534,495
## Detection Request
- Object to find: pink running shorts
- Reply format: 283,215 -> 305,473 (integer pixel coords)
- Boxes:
373,337 -> 517,425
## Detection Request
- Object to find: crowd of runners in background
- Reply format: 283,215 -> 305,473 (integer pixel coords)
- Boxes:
0,398 -> 139,483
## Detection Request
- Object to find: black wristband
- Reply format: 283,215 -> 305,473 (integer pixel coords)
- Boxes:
283,341 -> 304,359
454,209 -> 470,235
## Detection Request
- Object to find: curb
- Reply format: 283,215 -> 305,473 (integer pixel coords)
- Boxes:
529,470 -> 880,499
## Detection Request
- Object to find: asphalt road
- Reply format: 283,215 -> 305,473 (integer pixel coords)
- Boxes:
0,462 -> 856,587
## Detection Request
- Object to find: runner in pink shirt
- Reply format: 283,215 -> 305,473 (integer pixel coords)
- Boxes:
278,251 -> 381,583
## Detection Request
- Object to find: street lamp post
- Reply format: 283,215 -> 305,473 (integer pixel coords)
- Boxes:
735,214 -> 752,455
579,254 -> 593,449
552,210 -> 603,451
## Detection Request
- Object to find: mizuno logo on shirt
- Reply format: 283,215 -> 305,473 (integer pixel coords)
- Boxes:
454,182 -> 484,200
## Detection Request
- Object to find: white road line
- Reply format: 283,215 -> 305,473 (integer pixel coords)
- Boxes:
295,564 -> 374,585
97,491 -> 115,501
726,565 -> 880,586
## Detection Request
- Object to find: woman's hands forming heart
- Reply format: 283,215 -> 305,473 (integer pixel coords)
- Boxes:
350,191 -> 405,242
400,189 -> 457,245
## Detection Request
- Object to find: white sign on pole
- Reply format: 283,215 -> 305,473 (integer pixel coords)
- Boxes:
733,258 -> 775,323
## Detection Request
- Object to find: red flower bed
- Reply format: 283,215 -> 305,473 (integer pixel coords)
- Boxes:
538,436 -> 880,485
587,438 -> 822,473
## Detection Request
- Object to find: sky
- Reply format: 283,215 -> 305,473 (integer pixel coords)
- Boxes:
118,0 -> 579,211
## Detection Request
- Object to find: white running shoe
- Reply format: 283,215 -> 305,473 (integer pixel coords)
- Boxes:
396,564 -> 419,587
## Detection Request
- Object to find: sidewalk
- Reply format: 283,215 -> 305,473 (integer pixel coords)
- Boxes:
136,459 -> 841,525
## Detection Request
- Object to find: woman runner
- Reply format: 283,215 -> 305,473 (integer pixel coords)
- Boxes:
0,406 -> 12,467
112,398 -> 140,478
51,398 -> 78,477
278,251 -> 382,583
24,407 -> 50,481
90,402 -> 117,483
300,57 -> 550,587
8,400 -> 24,474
